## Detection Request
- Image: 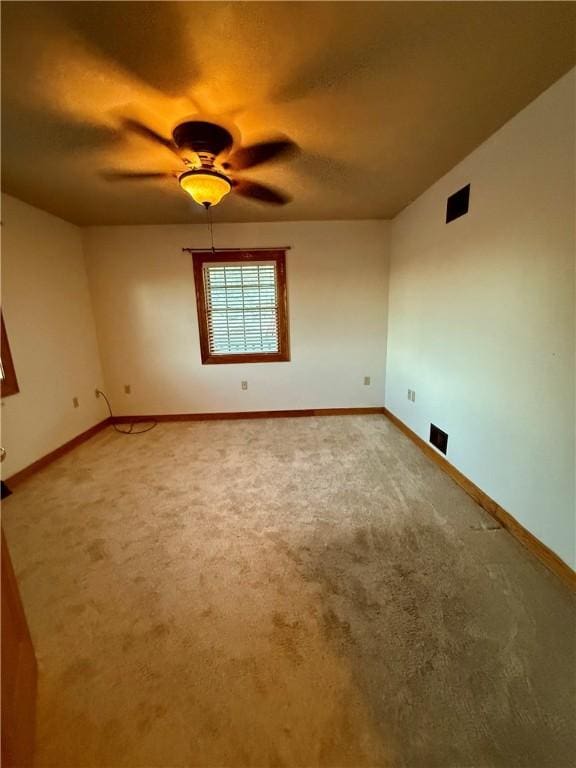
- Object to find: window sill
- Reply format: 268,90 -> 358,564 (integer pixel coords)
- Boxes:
201,352 -> 291,365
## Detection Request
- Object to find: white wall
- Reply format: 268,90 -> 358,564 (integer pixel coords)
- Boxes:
385,69 -> 576,567
84,220 -> 389,415
1,194 -> 106,477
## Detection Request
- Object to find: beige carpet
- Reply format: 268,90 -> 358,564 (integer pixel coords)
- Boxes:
2,415 -> 575,768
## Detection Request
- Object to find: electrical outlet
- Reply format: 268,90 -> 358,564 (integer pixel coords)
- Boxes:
411,390 -> 416,402
364,376 -> 371,386
72,397 -> 79,408
241,381 -> 248,391
407,389 -> 412,400
124,384 -> 131,395
95,389 -> 100,398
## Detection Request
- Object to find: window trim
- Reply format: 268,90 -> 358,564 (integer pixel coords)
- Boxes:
1,312 -> 19,398
192,249 -> 290,365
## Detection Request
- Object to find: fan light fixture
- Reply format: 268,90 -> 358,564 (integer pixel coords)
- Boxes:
179,169 -> 232,208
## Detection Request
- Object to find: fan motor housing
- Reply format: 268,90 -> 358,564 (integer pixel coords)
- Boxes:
172,121 -> 234,156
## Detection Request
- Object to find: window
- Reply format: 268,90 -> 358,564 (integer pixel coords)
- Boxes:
192,250 -> 290,364
1,313 -> 19,397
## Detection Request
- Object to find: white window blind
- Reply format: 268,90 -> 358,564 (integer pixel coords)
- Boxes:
203,262 -> 279,355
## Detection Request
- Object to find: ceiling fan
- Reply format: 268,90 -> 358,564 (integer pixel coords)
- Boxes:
103,118 -> 299,208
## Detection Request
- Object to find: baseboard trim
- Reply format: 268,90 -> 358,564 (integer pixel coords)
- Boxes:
112,407 -> 386,424
383,408 -> 576,592
4,418 -> 111,488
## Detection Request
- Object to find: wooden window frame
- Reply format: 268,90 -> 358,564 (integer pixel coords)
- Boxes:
1,313 -> 19,398
192,249 -> 290,365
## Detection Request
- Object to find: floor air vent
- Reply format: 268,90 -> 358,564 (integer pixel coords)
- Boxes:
430,424 -> 448,455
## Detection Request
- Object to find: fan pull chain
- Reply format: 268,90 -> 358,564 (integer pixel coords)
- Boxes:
205,203 -> 216,255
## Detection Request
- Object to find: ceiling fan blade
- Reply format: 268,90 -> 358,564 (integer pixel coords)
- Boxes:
121,118 -> 181,157
225,139 -> 298,170
51,2 -> 197,95
101,170 -> 176,181
233,180 -> 291,205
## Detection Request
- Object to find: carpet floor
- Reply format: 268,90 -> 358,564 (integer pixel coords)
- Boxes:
2,415 -> 575,768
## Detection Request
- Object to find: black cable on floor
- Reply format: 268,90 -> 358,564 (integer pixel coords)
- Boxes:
96,389 -> 157,435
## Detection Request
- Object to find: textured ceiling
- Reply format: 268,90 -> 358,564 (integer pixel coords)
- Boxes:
2,1 -> 575,225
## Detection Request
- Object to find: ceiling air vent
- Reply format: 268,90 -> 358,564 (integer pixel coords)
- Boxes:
446,184 -> 470,223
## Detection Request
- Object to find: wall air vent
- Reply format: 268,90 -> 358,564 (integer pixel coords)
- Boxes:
446,184 -> 470,223
430,424 -> 448,455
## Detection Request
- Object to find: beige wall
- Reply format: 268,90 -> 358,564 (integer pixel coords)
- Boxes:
385,69 -> 576,567
83,220 -> 390,416
1,194 -> 106,477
